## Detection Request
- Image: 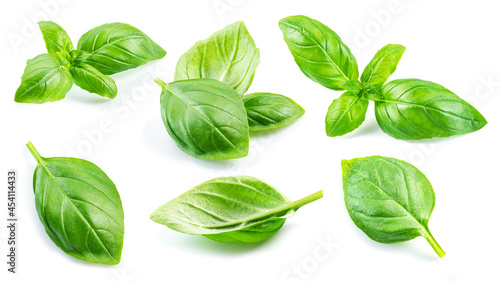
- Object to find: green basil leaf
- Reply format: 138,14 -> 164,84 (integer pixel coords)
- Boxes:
77,23 -> 166,75
325,92 -> 368,137
156,78 -> 249,160
150,176 -> 323,243
342,156 -> 445,257
15,54 -> 73,104
375,79 -> 487,140
243,92 -> 305,131
26,142 -> 124,264
175,21 -> 260,96
38,21 -> 73,55
361,44 -> 406,89
70,63 -> 117,99
279,15 -> 358,90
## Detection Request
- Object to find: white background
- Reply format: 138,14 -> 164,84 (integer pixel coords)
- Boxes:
1,0 -> 499,280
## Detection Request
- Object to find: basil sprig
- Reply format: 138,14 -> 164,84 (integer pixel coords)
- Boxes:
159,22 -> 305,160
280,15 -> 487,140
15,21 -> 166,104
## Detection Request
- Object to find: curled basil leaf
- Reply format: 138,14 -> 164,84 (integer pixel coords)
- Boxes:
38,21 -> 73,55
375,79 -> 487,140
325,92 -> 368,137
175,21 -> 260,96
14,54 -> 73,103
150,176 -> 323,243
342,156 -> 445,257
70,63 -> 117,98
157,78 -> 249,160
279,15 -> 358,90
77,23 -> 166,75
361,44 -> 405,89
243,92 -> 305,131
26,142 -> 124,264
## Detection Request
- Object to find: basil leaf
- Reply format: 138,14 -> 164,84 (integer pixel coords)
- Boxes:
325,92 -> 368,137
38,21 -> 73,55
77,23 -> 166,75
70,63 -> 117,99
361,44 -> 405,89
26,142 -> 124,264
150,176 -> 323,243
279,15 -> 358,90
175,21 -> 260,96
243,92 -> 305,131
375,79 -> 487,140
156,78 -> 249,160
14,54 -> 73,104
342,156 -> 445,257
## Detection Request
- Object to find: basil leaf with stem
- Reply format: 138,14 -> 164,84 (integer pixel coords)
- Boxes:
77,23 -> 166,75
374,79 -> 487,140
156,78 -> 249,160
279,15 -> 359,90
342,156 -> 445,258
70,63 -> 117,98
26,142 -> 124,264
175,21 -> 260,96
243,92 -> 305,131
150,176 -> 323,243
38,21 -> 73,55
325,92 -> 369,137
361,44 -> 406,90
14,54 -> 73,103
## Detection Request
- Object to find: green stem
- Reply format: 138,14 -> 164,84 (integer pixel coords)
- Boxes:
289,190 -> 324,210
423,227 -> 446,258
26,141 -> 44,164
154,77 -> 172,92
205,190 -> 324,229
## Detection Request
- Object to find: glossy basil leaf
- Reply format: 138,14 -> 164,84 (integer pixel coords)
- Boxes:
14,54 -> 73,104
157,78 -> 249,160
342,156 -> 445,257
38,21 -> 73,55
325,92 -> 368,137
70,63 -> 117,98
175,21 -> 260,96
150,176 -> 323,243
77,23 -> 166,75
375,79 -> 487,140
26,142 -> 124,264
279,15 -> 358,90
361,44 -> 405,89
243,92 -> 305,131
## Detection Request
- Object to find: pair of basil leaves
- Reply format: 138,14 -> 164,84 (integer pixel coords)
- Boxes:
150,155 -> 445,258
26,142 -> 322,262
157,22 -> 305,160
15,21 -> 165,103
280,15 -> 487,140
